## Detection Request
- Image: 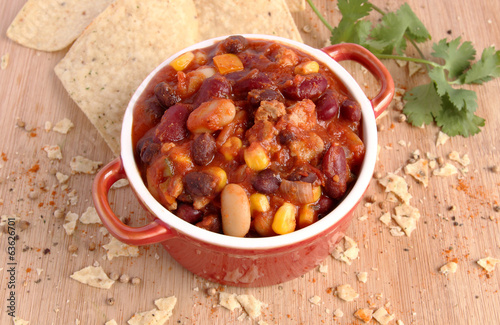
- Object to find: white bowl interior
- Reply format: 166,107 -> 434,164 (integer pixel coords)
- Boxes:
121,34 -> 377,250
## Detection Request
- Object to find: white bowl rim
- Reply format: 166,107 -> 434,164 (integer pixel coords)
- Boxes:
121,34 -> 377,250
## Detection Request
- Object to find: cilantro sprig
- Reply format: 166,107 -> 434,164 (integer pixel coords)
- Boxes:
307,0 -> 500,137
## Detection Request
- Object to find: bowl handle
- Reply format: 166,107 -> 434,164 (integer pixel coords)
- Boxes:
322,43 -> 395,118
92,157 -> 173,245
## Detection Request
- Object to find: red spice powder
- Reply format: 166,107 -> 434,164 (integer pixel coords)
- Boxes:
28,163 -> 40,173
1,152 -> 7,161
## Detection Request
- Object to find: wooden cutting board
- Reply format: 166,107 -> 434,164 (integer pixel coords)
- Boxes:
0,0 -> 499,324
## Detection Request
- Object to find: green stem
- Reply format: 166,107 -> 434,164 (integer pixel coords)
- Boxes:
374,53 -> 439,67
306,0 -> 334,33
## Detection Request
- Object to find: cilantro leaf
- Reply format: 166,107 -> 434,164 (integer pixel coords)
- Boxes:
434,95 -> 485,137
330,0 -> 373,44
429,67 -> 477,112
394,3 -> 430,42
462,46 -> 500,84
403,82 -> 442,127
431,37 -> 475,80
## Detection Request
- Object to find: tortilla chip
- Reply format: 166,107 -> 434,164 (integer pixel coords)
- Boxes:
192,0 -> 303,43
285,0 -> 306,12
70,266 -> 114,289
55,0 -> 200,155
7,0 -> 114,51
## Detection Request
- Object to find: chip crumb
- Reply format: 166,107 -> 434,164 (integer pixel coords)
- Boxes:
333,308 -> 344,318
70,266 -> 114,289
63,211 -> 79,235
392,204 -> 421,236
219,292 -> 241,311
236,294 -> 264,319
436,131 -> 450,146
44,121 -> 52,132
308,295 -> 321,305
67,189 -> 78,206
477,256 -> 500,272
432,163 -> 458,177
373,307 -> 395,325
127,308 -> 171,325
379,212 -> 392,226
331,236 -> 359,265
43,145 -> 63,160
404,159 -> 429,187
354,308 -> 374,323
357,272 -> 368,283
336,284 -> 359,302
448,151 -> 470,167
0,53 -> 9,70
389,226 -> 405,237
397,320 -> 405,325
56,172 -> 70,184
70,156 -> 102,174
318,264 -> 328,274
378,173 -> 412,205
105,320 -> 118,325
154,296 -> 177,313
111,178 -> 130,189
52,118 -> 74,134
258,321 -> 269,325
79,206 -> 101,224
440,261 -> 458,275
103,236 -> 139,260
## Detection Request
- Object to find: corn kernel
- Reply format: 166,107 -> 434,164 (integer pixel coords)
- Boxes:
244,142 -> 269,171
272,202 -> 297,235
203,166 -> 227,192
294,61 -> 320,75
250,193 -> 270,213
298,204 -> 317,229
313,186 -> 322,202
213,53 -> 244,75
220,136 -> 243,161
171,51 -> 195,71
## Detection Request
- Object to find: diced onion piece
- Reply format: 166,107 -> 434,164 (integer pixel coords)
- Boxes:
213,53 -> 244,75
279,179 -> 316,205
171,51 -> 195,71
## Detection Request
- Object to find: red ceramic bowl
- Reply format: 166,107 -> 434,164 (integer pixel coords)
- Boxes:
93,35 -> 394,287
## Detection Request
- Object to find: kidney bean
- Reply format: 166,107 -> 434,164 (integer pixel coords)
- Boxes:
191,133 -> 216,166
315,89 -> 339,121
281,73 -> 328,100
252,169 -> 280,194
193,75 -> 232,107
221,184 -> 251,237
340,99 -> 361,122
187,98 -> 236,133
136,137 -> 160,164
154,82 -> 180,109
183,171 -> 218,197
233,70 -> 275,96
196,214 -> 222,233
315,195 -> 334,218
220,35 -> 248,54
322,145 -> 348,199
154,103 -> 190,142
176,203 -> 204,224
248,89 -> 284,106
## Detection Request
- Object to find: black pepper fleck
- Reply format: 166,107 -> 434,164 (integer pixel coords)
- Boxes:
43,248 -> 51,255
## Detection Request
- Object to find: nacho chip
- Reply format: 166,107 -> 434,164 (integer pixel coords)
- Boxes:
154,296 -> 177,313
285,0 -> 306,12
55,0 -> 200,155
103,236 -> 140,260
79,206 -> 101,224
127,309 -> 170,325
7,0 -> 114,51
192,0 -> 302,43
70,265 -> 114,289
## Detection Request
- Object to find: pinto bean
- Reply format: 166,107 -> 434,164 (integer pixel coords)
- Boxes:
154,82 -> 180,108
220,184 -> 251,237
183,171 -> 218,197
281,73 -> 328,100
340,99 -> 361,122
155,103 -> 190,142
191,133 -> 216,166
187,98 -> 236,133
322,146 -> 348,199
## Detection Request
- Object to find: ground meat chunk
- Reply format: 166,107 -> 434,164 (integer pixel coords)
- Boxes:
254,100 -> 286,122
276,99 -> 317,131
289,132 -> 325,162
246,120 -> 278,144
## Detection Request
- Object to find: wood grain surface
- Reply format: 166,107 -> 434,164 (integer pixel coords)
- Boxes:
1,1 -> 499,324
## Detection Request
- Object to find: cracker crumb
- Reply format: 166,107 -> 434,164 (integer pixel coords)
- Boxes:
379,212 -> 392,226
448,151 -> 470,167
127,308 -> 171,325
404,159 -> 429,187
308,295 -> 321,305
236,294 -> 264,319
440,261 -> 458,275
336,284 -> 359,302
79,206 -> 101,224
70,266 -> 114,289
436,131 -> 450,146
354,308 -> 374,323
378,173 -> 412,204
63,211 -> 79,235
219,292 -> 241,311
53,118 -> 74,134
357,272 -> 368,283
103,236 -> 139,260
392,204 -> 421,236
331,236 -> 359,265
70,156 -> 102,174
477,257 -> 500,272
154,296 -> 177,313
373,307 -> 395,325
433,163 -> 458,177
43,145 -> 63,160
